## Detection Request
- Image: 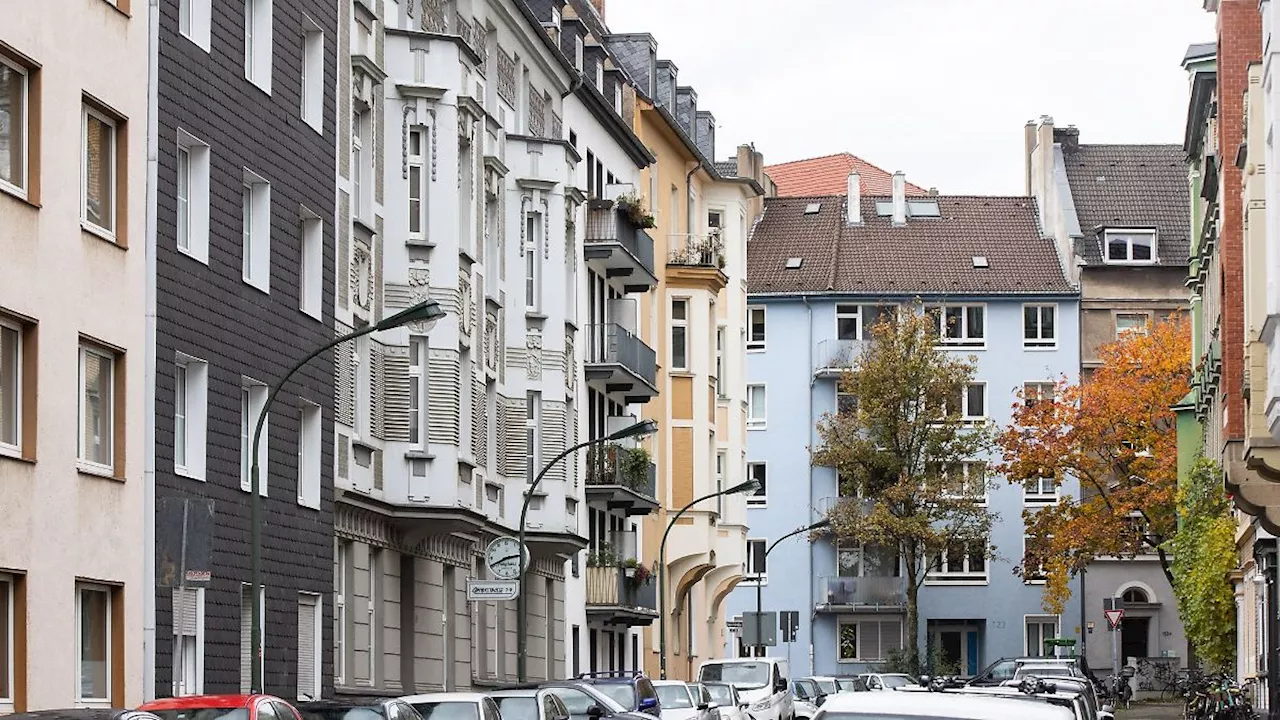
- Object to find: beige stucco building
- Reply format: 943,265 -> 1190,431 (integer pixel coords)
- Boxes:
0,0 -> 148,710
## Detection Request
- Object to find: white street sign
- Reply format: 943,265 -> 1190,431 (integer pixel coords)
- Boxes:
467,579 -> 520,601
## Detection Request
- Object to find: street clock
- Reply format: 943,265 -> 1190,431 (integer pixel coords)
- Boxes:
485,536 -> 528,580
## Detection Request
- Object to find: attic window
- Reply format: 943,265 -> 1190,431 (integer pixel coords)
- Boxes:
907,201 -> 940,217
804,203 -> 821,215
972,256 -> 989,268
1103,229 -> 1156,265
785,257 -> 803,269
874,201 -> 894,216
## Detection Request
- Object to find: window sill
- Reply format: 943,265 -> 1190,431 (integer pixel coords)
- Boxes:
0,181 -> 36,208
297,496 -> 321,510
82,221 -> 122,247
406,236 -> 436,249
923,577 -> 989,586
747,424 -> 766,431
1023,343 -> 1058,351
0,447 -> 34,464
176,244 -> 210,266
404,449 -> 435,461
746,347 -> 765,353
174,465 -> 206,482
301,306 -> 323,323
747,501 -> 767,509
78,463 -> 123,482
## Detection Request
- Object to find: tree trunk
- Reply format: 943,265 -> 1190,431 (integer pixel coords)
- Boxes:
906,576 -> 921,674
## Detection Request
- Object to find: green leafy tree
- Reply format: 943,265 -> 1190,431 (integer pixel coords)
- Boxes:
1168,457 -> 1236,671
813,307 -> 996,673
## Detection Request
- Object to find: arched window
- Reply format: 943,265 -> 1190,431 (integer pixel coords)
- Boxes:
1121,587 -> 1149,604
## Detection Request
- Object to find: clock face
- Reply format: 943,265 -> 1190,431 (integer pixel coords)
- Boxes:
486,537 -> 525,580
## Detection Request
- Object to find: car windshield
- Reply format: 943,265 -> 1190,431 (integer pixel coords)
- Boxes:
837,679 -> 864,692
813,680 -> 838,695
592,685 -> 637,710
493,698 -> 538,720
656,686 -> 694,709
704,685 -> 734,706
700,662 -> 770,690
546,688 -> 623,716
411,703 -> 480,720
881,677 -> 914,689
300,709 -> 387,720
1016,666 -> 1076,679
151,710 -> 250,720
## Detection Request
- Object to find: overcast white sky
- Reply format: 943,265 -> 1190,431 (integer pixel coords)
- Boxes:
604,0 -> 1215,195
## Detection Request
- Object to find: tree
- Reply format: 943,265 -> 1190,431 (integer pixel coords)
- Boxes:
1168,457 -> 1236,671
813,307 -> 996,673
996,316 -> 1190,614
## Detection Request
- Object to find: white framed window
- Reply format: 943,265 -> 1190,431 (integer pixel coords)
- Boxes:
941,461 -> 987,503
525,210 -> 542,310
836,303 -> 862,341
0,318 -> 22,457
241,169 -> 271,292
837,389 -> 858,415
297,401 -> 321,509
175,131 -> 211,263
409,337 -> 429,448
238,584 -> 265,693
1025,615 -> 1059,657
76,583 -> 114,704
179,0 -> 212,51
171,588 -> 205,697
836,543 -> 901,578
1023,304 -> 1057,348
351,110 -> 366,217
78,343 -> 116,473
526,391 -> 541,483
82,105 -> 117,239
747,306 -> 766,351
1022,534 -> 1049,584
928,539 -> 988,583
174,355 -> 208,480
715,450 -> 726,515
1024,473 -> 1059,505
299,214 -> 322,319
408,128 -> 427,241
334,541 -> 349,686
574,35 -> 584,70
240,380 -> 268,495
747,462 -> 766,506
945,382 -> 986,422
1116,312 -> 1150,338
747,384 -> 766,429
297,593 -> 321,701
0,573 -> 14,707
670,298 -> 689,370
715,326 -> 726,398
0,55 -> 30,198
1104,229 -> 1156,265
837,618 -> 903,662
595,61 -> 603,91
745,539 -> 767,584
928,304 -> 986,348
300,20 -> 324,133
613,84 -> 623,115
244,0 -> 273,93
1023,381 -> 1056,408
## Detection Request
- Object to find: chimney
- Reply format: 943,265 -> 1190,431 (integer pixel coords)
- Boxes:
846,172 -> 861,224
675,87 -> 697,139
1053,125 -> 1080,155
1023,120 -> 1037,195
655,60 -> 678,113
891,171 -> 906,225
695,110 -> 716,161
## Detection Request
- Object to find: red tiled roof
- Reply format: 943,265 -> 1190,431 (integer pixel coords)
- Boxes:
764,153 -> 930,197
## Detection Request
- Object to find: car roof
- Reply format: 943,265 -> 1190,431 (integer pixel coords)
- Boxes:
820,691 -> 1076,720
488,690 -> 544,698
7,712 -> 162,720
141,695 -> 267,710
297,699 -> 400,710
652,681 -> 689,687
400,694 -> 489,703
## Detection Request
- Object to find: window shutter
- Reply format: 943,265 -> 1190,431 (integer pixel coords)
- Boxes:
382,351 -> 411,442
173,588 -> 199,637
471,376 -> 486,462
298,596 -> 318,700
336,329 -> 356,427
239,586 -> 252,693
427,353 -> 460,444
371,342 -> 387,440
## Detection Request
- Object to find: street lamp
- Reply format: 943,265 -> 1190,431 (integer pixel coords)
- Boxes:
516,418 -> 658,681
753,518 -> 830,653
657,478 -> 761,680
248,298 -> 446,692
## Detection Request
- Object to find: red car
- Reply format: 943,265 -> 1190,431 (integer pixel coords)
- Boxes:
139,694 -> 304,720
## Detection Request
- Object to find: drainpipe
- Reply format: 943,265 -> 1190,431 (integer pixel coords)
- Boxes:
1080,567 -> 1087,660
1256,539 -> 1279,720
143,0 -> 161,701
803,297 -> 814,675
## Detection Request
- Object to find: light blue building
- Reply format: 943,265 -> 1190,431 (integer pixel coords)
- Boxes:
726,172 -> 1083,677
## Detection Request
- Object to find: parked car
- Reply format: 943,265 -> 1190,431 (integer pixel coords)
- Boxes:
696,658 -> 793,720
541,681 -> 659,720
573,672 -> 662,717
141,694 -> 304,720
787,683 -> 821,720
297,696 -> 422,720
791,680 -> 825,708
969,657 -> 1096,688
702,682 -> 748,720
400,692 -> 496,720
9,711 -> 163,720
488,689 -> 571,720
833,679 -> 866,693
855,673 -> 917,691
651,680 -> 714,720
813,687 -> 1075,720
803,678 -> 841,697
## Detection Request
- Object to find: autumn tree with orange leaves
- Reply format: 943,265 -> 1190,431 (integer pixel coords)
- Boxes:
996,315 -> 1191,613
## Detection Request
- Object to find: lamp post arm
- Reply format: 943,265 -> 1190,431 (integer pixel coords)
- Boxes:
753,523 -> 817,651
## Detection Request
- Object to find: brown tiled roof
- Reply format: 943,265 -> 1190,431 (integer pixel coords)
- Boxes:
1061,144 -> 1191,267
764,153 -> 930,197
747,195 -> 1075,296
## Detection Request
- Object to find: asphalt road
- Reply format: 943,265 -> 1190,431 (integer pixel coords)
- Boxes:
1116,703 -> 1183,720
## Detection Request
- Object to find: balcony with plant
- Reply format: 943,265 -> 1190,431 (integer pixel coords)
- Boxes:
585,540 -> 659,624
584,443 -> 659,516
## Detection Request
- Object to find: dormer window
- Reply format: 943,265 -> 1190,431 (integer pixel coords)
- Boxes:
595,61 -> 604,91
1103,229 -> 1156,264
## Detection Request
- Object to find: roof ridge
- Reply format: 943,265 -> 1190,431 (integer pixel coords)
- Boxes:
764,152 -> 856,168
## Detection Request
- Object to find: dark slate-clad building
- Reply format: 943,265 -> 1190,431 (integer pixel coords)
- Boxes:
152,0 -> 337,699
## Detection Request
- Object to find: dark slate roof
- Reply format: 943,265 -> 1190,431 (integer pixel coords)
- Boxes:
747,195 -> 1075,296
1061,144 -> 1191,266
1183,41 -> 1217,65
714,160 -> 738,177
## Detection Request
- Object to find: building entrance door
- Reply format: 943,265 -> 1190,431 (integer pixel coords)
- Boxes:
1120,616 -> 1151,663
929,624 -> 981,675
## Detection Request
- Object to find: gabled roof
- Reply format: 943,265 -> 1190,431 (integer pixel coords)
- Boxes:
1060,144 -> 1191,266
747,195 -> 1074,297
764,153 -> 929,197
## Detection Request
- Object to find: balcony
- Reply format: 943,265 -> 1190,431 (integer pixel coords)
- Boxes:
584,201 -> 658,292
814,339 -> 865,378
585,565 -> 659,626
814,575 -> 906,613
585,444 -> 659,516
583,323 -> 658,402
668,232 -> 726,270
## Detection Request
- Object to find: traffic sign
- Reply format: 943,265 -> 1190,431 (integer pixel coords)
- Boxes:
742,611 -> 777,646
467,579 -> 520,601
1104,608 -> 1125,630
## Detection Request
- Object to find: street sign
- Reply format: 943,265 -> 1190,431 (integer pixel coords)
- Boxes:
742,611 -> 777,646
1104,608 -> 1125,630
467,579 -> 520,601
779,611 -> 800,642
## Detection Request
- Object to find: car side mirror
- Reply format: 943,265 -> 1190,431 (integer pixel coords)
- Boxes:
638,697 -> 658,712
738,703 -> 749,710
587,706 -> 606,719
697,704 -> 710,712
774,678 -> 788,693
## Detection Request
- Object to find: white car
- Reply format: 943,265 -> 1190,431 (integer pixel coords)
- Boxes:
698,658 -> 793,720
401,693 -> 498,720
652,681 -> 714,720
703,683 -> 748,720
855,673 -> 918,691
815,689 -> 1076,720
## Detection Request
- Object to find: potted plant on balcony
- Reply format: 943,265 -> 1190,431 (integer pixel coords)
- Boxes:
623,560 -> 653,587
616,191 -> 657,229
587,542 -> 618,568
619,446 -> 652,490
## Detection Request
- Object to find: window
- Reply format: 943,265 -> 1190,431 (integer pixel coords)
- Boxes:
525,210 -> 542,310
573,36 -> 584,70
1104,229 -> 1156,264
746,462 -> 766,505
747,385 -> 766,429
0,54 -> 30,197
929,540 -> 988,582
300,22 -> 323,132
408,128 -> 427,241
174,131 -> 211,263
945,383 -> 986,422
671,299 -> 688,370
0,318 -> 22,458
244,0 -> 273,93
299,215 -> 322,319
239,584 -> 265,693
837,389 -> 857,415
1025,616 -> 1058,657
747,307 -> 765,350
174,356 -> 208,480
77,584 -> 118,703
1116,313 -> 1149,338
928,304 -> 985,348
82,104 -> 118,239
180,0 -> 212,50
715,450 -> 726,515
1023,535 -> 1048,583
78,343 -> 117,473
241,170 -> 271,291
1121,587 -> 1149,604
745,539 -> 767,584
837,619 -> 903,662
409,337 -> 428,448
1024,473 -> 1058,505
1023,382 -> 1055,408
297,402 -> 321,509
240,381 -> 268,495
334,542 -> 349,685
1023,304 -> 1057,348
836,304 -> 861,341
297,594 -> 321,701
526,391 -> 541,483
715,326 -> 726,398
837,543 -> 901,578
941,461 -> 987,503
172,588 -> 204,696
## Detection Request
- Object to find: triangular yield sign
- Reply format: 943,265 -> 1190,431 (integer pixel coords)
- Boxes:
1104,608 -> 1124,629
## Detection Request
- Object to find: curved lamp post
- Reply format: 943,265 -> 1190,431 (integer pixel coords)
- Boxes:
658,478 -> 761,680
248,298 -> 446,692
753,518 -> 830,654
516,418 -> 658,682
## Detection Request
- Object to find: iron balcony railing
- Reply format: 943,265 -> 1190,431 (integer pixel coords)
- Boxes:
585,444 -> 658,499
668,231 -> 725,269
814,339 -> 864,376
583,323 -> 657,388
584,204 -> 656,275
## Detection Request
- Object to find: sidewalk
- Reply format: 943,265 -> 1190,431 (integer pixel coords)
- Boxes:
1116,703 -> 1182,720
